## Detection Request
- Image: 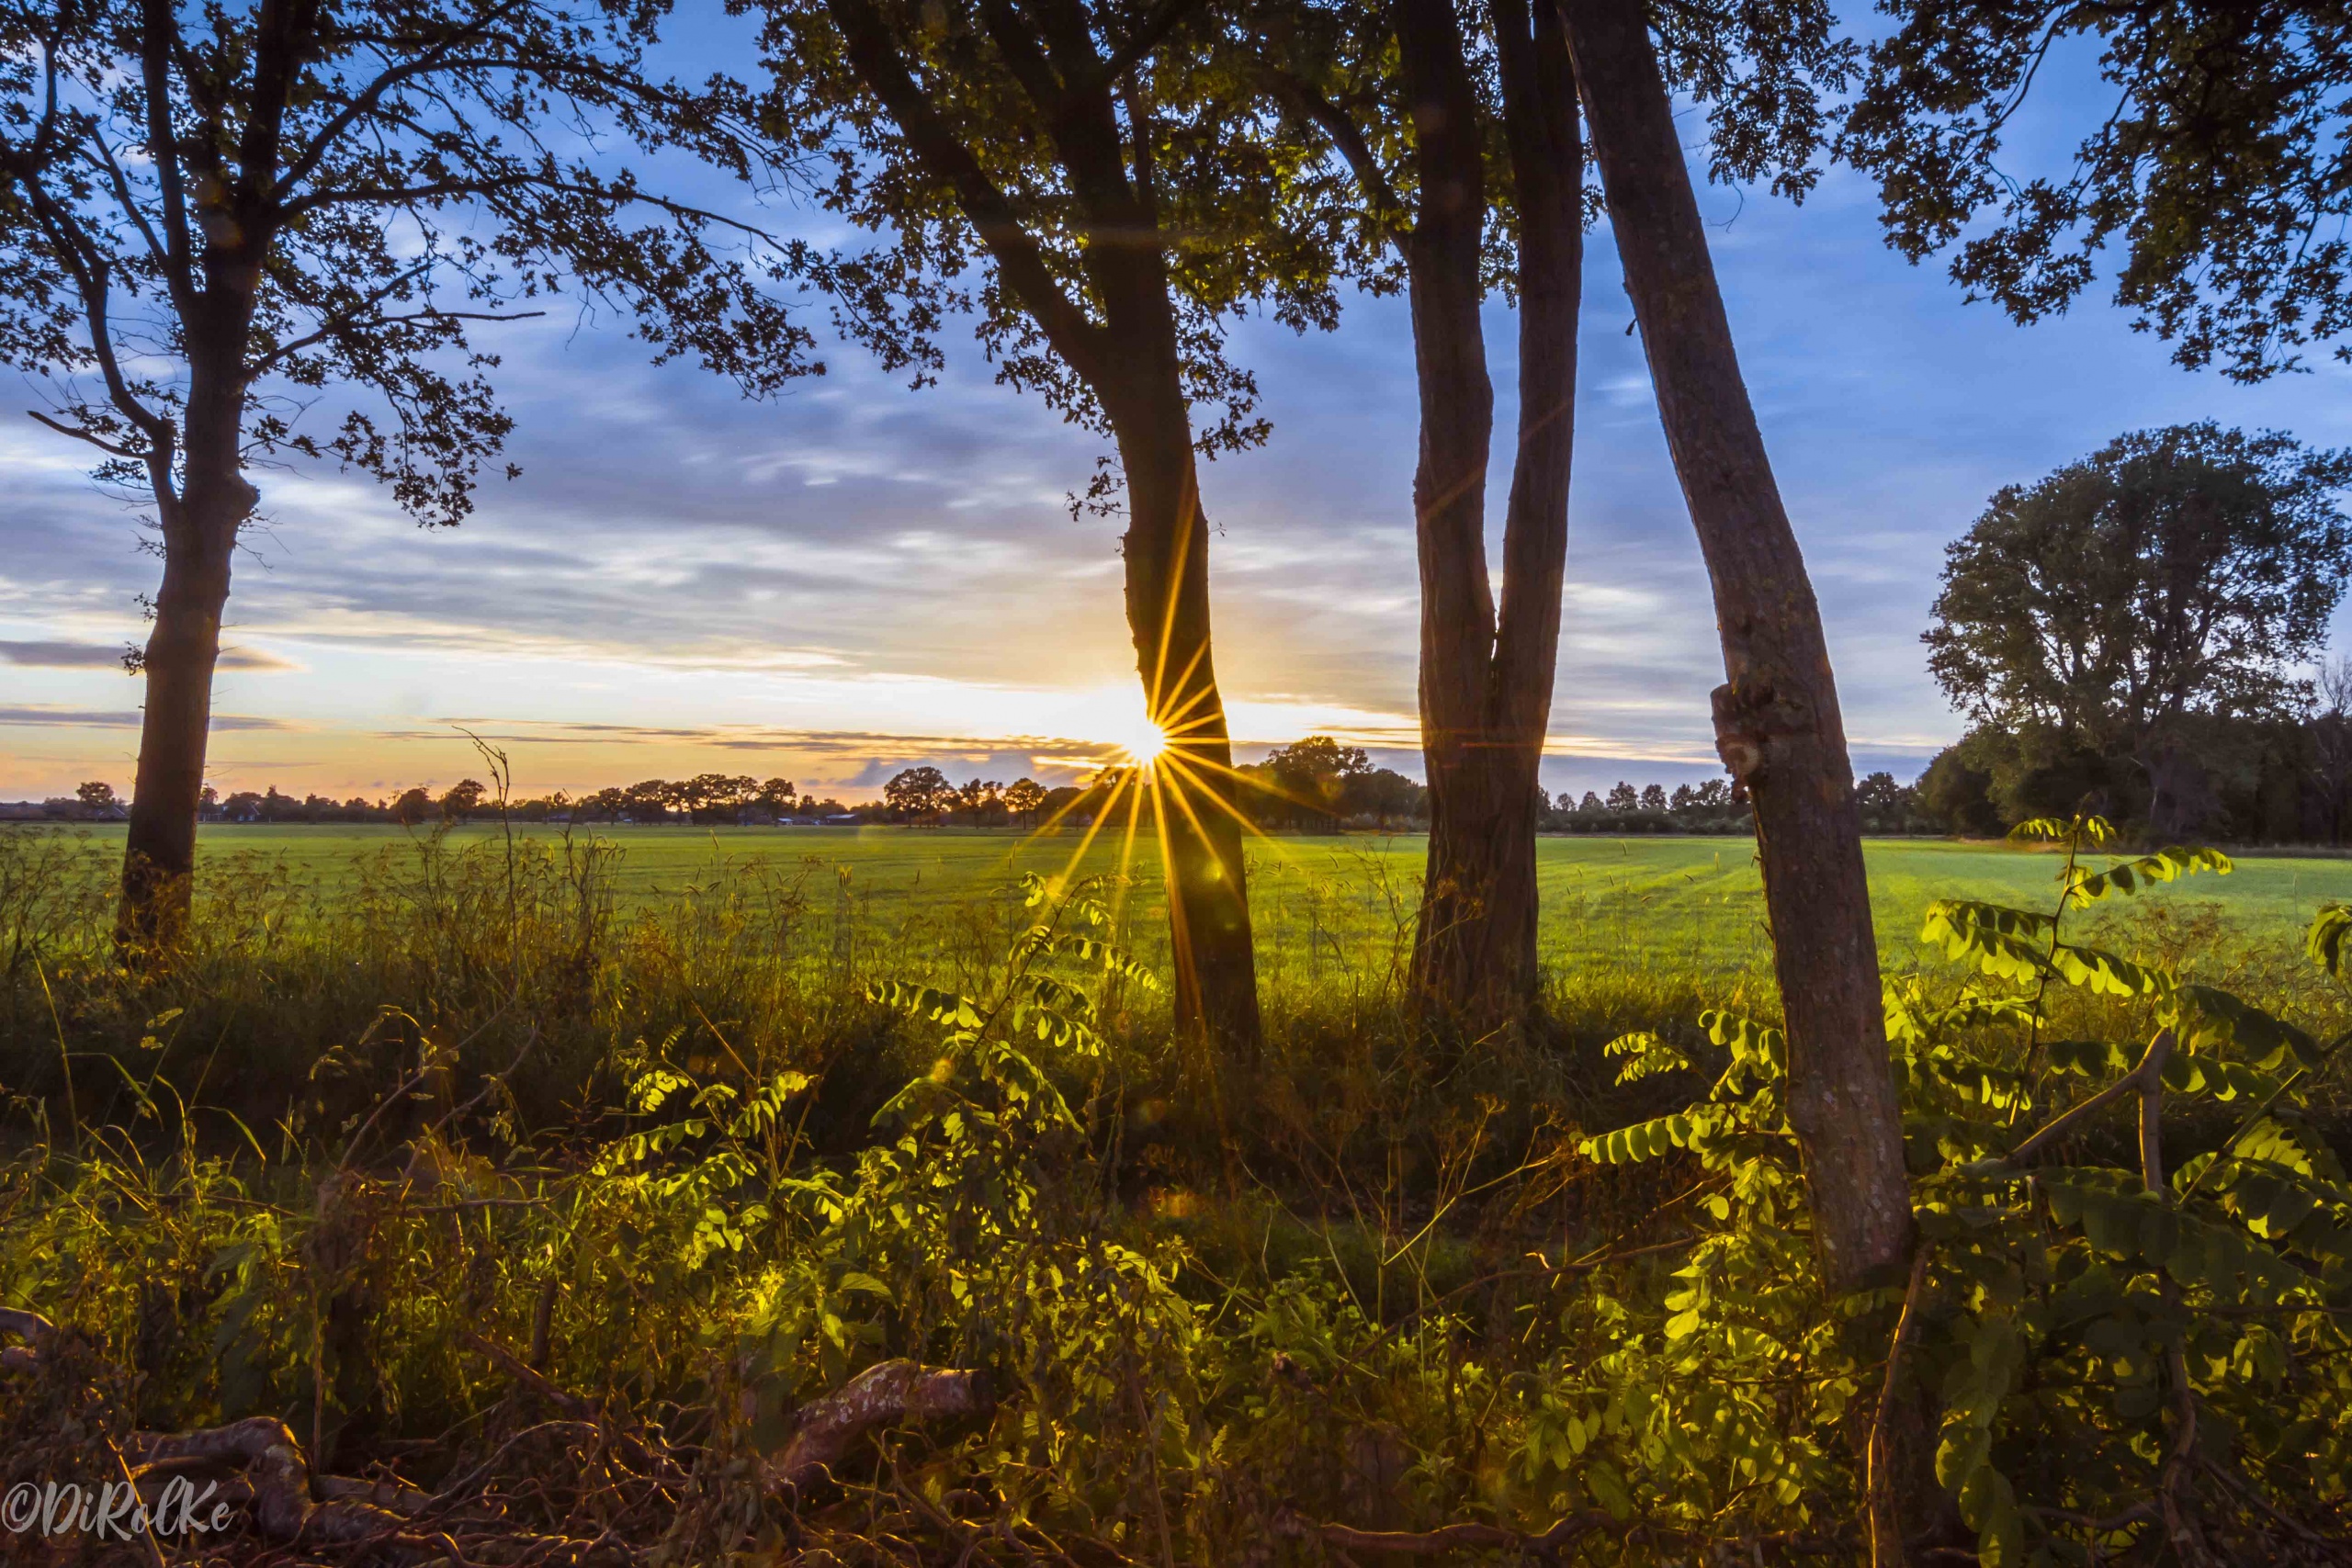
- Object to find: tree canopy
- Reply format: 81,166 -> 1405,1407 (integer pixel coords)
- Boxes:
0,0 -> 812,529
741,0 -> 1345,468
1925,423 -> 2352,755
1845,0 -> 2352,380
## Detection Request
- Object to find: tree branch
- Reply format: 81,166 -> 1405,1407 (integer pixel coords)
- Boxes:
27,409 -> 146,458
1267,68 -> 1406,243
1968,1028 -> 2174,1174
825,0 -> 1111,382
136,0 -> 198,312
1102,0 -> 1211,83
761,1359 -> 992,1497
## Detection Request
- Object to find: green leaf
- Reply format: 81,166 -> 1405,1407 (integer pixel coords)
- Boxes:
2066,844 -> 2230,904
2310,903 -> 2352,980
2170,984 -> 2321,1070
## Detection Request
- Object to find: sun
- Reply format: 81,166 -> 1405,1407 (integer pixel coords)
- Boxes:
1050,682 -> 1172,775
1113,711 -> 1170,772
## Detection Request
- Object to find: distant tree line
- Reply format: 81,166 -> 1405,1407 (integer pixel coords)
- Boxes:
35,749 -> 1944,838
166,774 -> 857,827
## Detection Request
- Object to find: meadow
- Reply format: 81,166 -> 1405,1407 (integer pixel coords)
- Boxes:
40,818 -> 2352,979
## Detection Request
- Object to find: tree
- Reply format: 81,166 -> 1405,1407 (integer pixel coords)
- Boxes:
884,766 -> 954,823
1605,781 -> 1637,813
1251,0 -> 1581,1028
1845,0 -> 2352,382
2313,660 -> 2352,845
1926,424 -> 2352,834
1556,0 -> 1914,1305
1639,783 -> 1667,812
621,780 -> 673,823
1003,777 -> 1047,825
1342,767 -> 1424,830
744,0 -> 1343,1055
756,777 -> 799,816
74,781 -> 118,812
1260,736 -> 1371,829
439,778 -> 485,822
390,786 -> 433,826
0,0 -> 811,943
670,773 -> 760,823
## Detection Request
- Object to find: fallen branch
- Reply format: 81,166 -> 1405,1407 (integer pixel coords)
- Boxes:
764,1359 -> 992,1498
462,1327 -> 599,1418
130,1416 -> 447,1551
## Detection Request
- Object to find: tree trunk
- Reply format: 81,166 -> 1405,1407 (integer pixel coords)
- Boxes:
1556,0 -> 1914,1294
119,367 -> 255,948
1403,0 -> 1581,1032
1105,372 -> 1264,1060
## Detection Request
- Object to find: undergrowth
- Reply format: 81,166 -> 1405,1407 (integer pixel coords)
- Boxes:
2,821 -> 2350,1562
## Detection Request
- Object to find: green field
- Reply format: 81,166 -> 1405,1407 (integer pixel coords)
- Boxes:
26,821 -> 2352,984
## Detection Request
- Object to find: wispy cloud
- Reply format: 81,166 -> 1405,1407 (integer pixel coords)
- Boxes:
0,639 -> 297,671
0,705 -> 294,730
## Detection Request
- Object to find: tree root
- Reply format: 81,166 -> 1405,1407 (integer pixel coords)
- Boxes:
763,1358 -> 993,1499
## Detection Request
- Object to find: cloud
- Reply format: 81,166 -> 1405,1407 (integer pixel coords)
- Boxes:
0,705 -> 293,730
407,716 -> 1136,770
0,639 -> 297,671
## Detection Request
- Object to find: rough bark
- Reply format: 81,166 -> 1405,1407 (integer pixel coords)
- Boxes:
115,122 -> 266,945
1555,0 -> 1914,1294
1106,376 -> 1266,1056
1401,0 -> 1582,1031
119,445 -> 252,946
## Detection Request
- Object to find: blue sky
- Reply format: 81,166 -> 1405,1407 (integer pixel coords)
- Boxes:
5,37 -> 2350,804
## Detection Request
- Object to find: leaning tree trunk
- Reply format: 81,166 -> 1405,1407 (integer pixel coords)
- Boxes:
1105,369 -> 1265,1061
119,359 -> 255,948
1404,0 -> 1581,1032
1557,0 -> 1913,1295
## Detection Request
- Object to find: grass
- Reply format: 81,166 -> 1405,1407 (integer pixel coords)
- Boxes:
32,821 -> 2352,976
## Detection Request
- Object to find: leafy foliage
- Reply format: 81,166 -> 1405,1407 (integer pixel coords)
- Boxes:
741,0 -> 1343,458
1578,814 -> 2352,1559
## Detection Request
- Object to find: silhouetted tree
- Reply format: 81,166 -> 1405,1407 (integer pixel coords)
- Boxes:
439,779 -> 485,821
1003,777 -> 1047,825
0,0 -> 813,943
884,766 -> 954,823
1928,424 -> 2352,836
